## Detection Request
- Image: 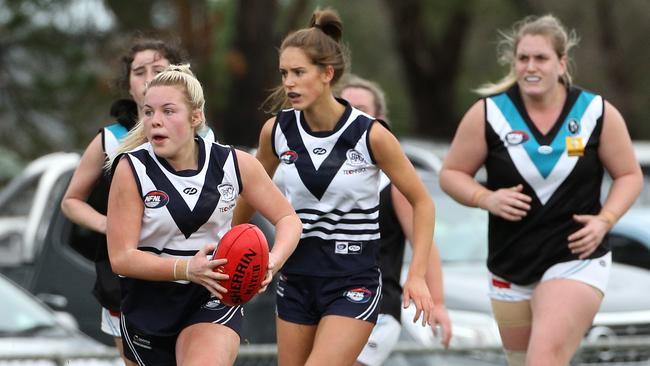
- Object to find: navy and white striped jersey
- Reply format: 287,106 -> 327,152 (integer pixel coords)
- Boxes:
272,101 -> 382,276
484,85 -> 609,285
118,136 -> 242,335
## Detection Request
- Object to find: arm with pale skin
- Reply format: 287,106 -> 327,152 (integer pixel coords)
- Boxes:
61,134 -> 108,233
107,151 -> 301,299
568,101 -> 643,258
391,185 -> 452,347
370,123 -> 434,325
439,100 -> 532,220
107,158 -> 230,295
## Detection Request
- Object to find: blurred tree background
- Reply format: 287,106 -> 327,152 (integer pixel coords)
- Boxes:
1,0 -> 649,181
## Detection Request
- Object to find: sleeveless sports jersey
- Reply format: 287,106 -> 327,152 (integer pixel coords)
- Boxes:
273,100 -> 382,276
484,85 -> 609,285
376,175 -> 406,321
118,136 -> 242,335
88,122 -> 130,311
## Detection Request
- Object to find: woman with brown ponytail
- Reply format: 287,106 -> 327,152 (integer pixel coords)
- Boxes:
234,7 -> 435,365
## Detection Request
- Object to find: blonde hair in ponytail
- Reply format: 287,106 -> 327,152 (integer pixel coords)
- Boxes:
106,64 -> 206,169
475,14 -> 579,96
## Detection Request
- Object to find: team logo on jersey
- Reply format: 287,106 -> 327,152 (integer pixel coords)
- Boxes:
335,241 -> 363,255
567,119 -> 580,134
217,183 -> 236,202
505,131 -> 529,146
203,298 -> 226,311
280,150 -> 298,164
344,287 -> 372,303
566,136 -> 585,157
183,187 -> 198,195
143,190 -> 169,209
312,147 -> 327,155
346,149 -> 366,166
537,145 -> 553,155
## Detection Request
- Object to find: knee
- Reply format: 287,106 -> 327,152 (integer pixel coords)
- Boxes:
526,341 -> 569,366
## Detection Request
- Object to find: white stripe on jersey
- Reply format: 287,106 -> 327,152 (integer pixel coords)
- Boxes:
126,137 -> 240,257
104,130 -> 122,155
486,96 -> 602,204
274,106 -> 381,242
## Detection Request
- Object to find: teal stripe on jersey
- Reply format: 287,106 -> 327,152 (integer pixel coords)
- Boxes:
557,91 -> 596,143
492,91 -> 595,178
106,123 -> 128,140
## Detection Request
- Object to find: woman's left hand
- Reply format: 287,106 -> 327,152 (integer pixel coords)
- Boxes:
258,252 -> 277,293
429,304 -> 452,348
402,275 -> 434,326
568,214 -> 612,259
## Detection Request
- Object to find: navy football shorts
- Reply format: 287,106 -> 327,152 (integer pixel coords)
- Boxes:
121,298 -> 243,365
276,266 -> 382,325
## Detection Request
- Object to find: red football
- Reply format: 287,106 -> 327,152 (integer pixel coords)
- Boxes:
213,223 -> 269,306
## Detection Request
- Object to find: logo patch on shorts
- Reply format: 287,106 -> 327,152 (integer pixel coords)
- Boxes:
280,150 -> 298,164
599,259 -> 607,267
345,287 -> 372,303
203,298 -> 226,311
143,190 -> 169,208
492,278 -> 511,289
132,334 -> 152,349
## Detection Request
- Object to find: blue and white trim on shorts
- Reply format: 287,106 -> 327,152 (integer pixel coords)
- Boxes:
355,269 -> 383,321
101,307 -> 121,337
488,252 -> 612,302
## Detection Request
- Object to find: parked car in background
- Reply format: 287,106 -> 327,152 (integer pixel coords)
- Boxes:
0,272 -> 118,364
397,138 -> 650,365
3,143 -> 650,364
0,151 -> 277,346
632,141 -> 650,207
609,207 -> 650,271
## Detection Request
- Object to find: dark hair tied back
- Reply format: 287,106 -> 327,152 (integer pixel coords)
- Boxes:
109,99 -> 138,130
309,9 -> 342,43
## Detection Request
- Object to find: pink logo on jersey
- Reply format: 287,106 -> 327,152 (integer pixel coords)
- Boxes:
344,287 -> 372,303
280,150 -> 298,164
143,190 -> 169,209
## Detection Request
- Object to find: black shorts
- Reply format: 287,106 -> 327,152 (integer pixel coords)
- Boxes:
276,267 -> 382,325
121,298 -> 243,365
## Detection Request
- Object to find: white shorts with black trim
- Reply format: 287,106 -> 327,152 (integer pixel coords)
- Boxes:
489,252 -> 611,302
356,313 -> 401,366
101,307 -> 122,337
